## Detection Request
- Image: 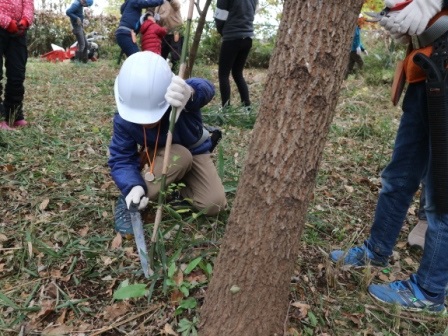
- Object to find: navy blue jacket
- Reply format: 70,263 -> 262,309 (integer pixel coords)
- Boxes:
118,0 -> 164,32
108,78 -> 215,197
66,0 -> 84,28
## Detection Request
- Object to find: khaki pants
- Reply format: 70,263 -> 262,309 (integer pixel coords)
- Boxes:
143,144 -> 227,216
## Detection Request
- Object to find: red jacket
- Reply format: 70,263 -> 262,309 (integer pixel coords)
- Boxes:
140,20 -> 167,55
0,0 -> 34,29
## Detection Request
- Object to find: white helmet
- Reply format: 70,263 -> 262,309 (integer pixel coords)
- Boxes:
114,51 -> 173,124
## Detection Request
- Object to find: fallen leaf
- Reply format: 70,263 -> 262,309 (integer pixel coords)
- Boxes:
34,299 -> 55,320
78,227 -> 89,237
56,309 -> 67,324
111,233 -> 122,250
163,323 -> 178,335
102,302 -> 130,321
291,302 -> 310,319
344,185 -> 354,193
170,289 -> 183,304
39,199 -> 50,211
42,324 -> 73,336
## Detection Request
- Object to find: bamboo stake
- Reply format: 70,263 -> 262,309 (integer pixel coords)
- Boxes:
149,0 -> 195,268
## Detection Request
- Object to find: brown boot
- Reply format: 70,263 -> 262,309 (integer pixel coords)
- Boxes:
408,219 -> 427,249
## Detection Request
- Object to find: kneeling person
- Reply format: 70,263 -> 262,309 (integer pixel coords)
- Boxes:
108,51 -> 227,236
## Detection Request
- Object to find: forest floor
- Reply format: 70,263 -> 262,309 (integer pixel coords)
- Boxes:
1,57 -> 447,336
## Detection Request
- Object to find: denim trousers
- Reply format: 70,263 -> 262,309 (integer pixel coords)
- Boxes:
365,81 -> 448,294
115,30 -> 139,57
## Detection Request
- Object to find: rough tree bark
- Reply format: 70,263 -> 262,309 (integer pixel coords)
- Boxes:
199,1 -> 364,335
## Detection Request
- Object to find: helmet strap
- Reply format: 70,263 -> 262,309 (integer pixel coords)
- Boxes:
143,123 -> 161,182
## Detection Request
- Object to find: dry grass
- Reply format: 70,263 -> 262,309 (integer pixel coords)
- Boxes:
1,56 -> 447,336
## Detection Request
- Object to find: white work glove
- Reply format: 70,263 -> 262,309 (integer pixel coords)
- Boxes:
125,186 -> 148,210
384,0 -> 442,36
380,8 -> 400,33
165,75 -> 192,113
363,49 -> 368,56
356,47 -> 362,55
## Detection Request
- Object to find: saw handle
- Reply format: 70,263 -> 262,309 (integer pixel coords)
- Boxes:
129,201 -> 140,213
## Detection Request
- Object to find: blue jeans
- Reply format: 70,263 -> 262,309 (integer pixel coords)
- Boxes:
364,81 -> 448,295
115,29 -> 139,57
418,183 -> 427,220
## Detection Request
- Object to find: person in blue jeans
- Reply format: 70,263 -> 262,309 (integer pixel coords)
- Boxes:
115,0 -> 164,57
330,0 -> 448,313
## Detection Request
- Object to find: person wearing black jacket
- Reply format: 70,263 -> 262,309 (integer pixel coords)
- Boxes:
214,0 -> 257,110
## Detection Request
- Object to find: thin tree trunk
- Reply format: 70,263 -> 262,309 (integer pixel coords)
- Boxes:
199,1 -> 364,335
186,0 -> 212,78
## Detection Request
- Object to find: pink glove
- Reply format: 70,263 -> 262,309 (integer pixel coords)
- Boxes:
6,20 -> 18,34
18,18 -> 29,30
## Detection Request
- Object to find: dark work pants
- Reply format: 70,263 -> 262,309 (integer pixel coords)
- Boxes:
73,25 -> 88,60
218,37 -> 252,108
0,29 -> 28,122
161,34 -> 183,72
346,50 -> 363,77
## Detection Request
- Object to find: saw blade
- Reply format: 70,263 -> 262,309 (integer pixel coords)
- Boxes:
130,210 -> 153,278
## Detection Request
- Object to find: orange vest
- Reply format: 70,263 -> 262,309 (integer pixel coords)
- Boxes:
404,10 -> 448,83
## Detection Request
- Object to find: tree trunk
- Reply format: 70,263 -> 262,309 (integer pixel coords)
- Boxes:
186,0 -> 213,78
199,1 -> 364,335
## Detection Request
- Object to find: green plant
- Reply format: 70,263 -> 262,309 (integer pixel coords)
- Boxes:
177,317 -> 199,336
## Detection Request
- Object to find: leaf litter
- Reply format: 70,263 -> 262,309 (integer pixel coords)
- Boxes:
1,57 -> 446,336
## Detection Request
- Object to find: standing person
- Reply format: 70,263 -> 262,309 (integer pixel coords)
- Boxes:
346,14 -> 368,79
115,0 -> 164,57
153,0 -> 183,72
140,9 -> 167,55
109,51 -> 227,236
214,0 -> 258,110
0,0 -> 34,130
66,0 -> 93,63
330,0 -> 448,313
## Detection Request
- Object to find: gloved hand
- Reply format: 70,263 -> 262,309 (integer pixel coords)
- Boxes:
165,76 -> 193,112
76,17 -> 82,26
356,47 -> 362,55
125,186 -> 149,210
363,49 -> 368,56
384,0 -> 442,36
6,20 -> 18,34
379,8 -> 400,33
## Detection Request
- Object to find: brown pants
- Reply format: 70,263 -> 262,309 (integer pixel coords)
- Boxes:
143,144 -> 227,216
